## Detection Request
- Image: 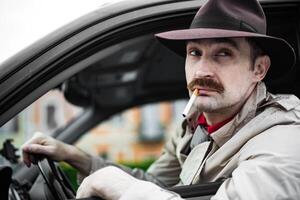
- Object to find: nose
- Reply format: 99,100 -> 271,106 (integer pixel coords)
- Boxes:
194,59 -> 215,79
195,69 -> 214,78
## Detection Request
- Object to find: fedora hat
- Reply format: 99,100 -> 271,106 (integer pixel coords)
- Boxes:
155,0 -> 296,81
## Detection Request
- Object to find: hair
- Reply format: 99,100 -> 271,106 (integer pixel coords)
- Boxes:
245,38 -> 266,69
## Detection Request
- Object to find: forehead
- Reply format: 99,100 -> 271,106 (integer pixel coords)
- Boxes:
186,38 -> 248,50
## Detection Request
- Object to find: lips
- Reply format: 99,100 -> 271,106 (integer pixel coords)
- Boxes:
193,87 -> 219,93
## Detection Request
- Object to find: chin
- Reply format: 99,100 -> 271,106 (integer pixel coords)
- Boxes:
195,103 -> 217,112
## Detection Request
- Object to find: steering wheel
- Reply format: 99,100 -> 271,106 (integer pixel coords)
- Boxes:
35,157 -> 76,200
32,155 -> 104,200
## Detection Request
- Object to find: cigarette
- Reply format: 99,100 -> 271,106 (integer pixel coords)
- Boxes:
182,89 -> 199,118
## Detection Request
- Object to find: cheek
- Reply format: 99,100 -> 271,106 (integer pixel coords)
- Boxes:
226,74 -> 255,98
221,70 -> 253,93
185,61 -> 194,83
185,70 -> 193,84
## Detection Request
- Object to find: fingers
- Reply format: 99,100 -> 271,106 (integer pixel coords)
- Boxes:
22,148 -> 31,167
76,166 -> 138,200
76,178 -> 96,198
22,144 -> 52,166
23,144 -> 53,156
21,132 -> 53,167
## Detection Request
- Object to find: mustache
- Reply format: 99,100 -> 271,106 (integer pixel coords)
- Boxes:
187,78 -> 224,93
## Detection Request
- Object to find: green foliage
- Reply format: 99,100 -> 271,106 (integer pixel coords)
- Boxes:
59,162 -> 79,191
119,158 -> 156,171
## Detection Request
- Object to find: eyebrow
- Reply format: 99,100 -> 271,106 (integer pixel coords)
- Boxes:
187,38 -> 240,50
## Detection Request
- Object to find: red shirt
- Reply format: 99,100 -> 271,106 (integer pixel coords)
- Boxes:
198,114 -> 233,134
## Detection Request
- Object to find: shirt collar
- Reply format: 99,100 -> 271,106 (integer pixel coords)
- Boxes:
198,114 -> 234,135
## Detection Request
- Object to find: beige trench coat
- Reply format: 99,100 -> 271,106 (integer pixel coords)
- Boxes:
86,82 -> 300,199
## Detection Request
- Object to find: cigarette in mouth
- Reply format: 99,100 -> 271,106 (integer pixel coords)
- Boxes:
182,89 -> 199,118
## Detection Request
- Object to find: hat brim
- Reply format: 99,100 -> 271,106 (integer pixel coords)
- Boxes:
155,28 -> 296,82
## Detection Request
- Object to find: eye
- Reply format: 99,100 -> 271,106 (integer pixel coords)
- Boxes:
215,49 -> 232,57
188,49 -> 201,57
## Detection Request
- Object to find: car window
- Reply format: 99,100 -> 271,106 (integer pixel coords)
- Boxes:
0,87 -> 188,168
75,100 -> 187,169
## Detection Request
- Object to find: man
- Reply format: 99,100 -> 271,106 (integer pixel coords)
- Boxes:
22,0 -> 300,199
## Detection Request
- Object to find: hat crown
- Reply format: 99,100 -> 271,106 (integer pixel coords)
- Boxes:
191,0 -> 266,34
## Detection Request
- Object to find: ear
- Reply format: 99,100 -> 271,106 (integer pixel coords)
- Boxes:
253,55 -> 271,81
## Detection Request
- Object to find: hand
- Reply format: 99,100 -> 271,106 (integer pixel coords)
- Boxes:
21,132 -> 72,167
76,166 -> 182,200
76,166 -> 138,200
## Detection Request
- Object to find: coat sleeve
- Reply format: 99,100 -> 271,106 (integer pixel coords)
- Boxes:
120,180 -> 184,200
146,124 -> 185,187
212,125 -> 300,200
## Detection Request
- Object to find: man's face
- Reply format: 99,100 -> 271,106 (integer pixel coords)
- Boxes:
185,38 -> 261,114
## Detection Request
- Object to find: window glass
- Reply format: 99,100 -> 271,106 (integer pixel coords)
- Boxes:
0,86 -> 188,169
75,100 -> 188,169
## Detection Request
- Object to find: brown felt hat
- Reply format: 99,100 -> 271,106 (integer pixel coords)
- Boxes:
155,0 -> 296,81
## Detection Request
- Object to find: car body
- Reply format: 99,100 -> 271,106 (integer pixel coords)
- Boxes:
0,0 -> 299,199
